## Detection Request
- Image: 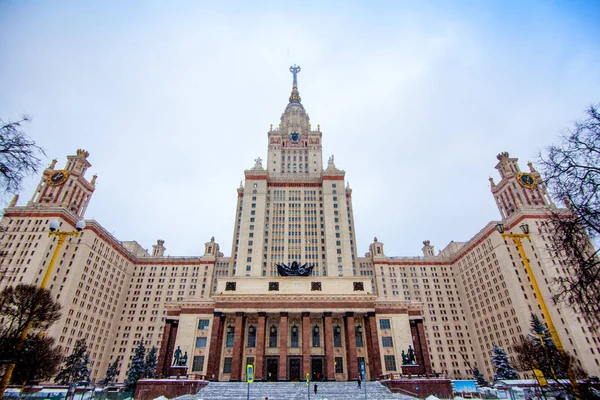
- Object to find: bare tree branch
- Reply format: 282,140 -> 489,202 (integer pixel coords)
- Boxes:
538,104 -> 600,328
0,116 -> 45,195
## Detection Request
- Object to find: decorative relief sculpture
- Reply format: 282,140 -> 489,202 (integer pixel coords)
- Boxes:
276,261 -> 314,276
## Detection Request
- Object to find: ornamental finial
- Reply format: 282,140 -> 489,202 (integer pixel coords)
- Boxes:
288,64 -> 302,103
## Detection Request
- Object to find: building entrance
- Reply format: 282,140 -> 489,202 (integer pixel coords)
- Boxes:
266,357 -> 279,382
311,357 -> 324,381
288,358 -> 301,381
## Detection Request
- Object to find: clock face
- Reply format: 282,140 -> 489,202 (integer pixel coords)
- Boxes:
517,172 -> 536,188
289,131 -> 300,144
47,170 -> 69,186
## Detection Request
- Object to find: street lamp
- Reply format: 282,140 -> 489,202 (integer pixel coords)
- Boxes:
495,221 -> 579,397
0,219 -> 85,397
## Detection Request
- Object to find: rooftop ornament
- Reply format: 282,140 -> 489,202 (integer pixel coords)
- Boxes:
276,261 -> 314,276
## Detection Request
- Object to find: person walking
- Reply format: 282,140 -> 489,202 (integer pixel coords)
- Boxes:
357,378 -> 361,389
314,383 -> 318,395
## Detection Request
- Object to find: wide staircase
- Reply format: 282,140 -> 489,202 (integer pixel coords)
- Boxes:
176,381 -> 417,400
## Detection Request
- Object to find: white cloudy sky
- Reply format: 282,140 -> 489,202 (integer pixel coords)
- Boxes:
1,1 -> 599,258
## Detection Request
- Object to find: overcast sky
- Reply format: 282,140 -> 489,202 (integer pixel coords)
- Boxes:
1,1 -> 599,258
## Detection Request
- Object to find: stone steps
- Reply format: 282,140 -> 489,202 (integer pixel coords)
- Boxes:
175,381 -> 417,400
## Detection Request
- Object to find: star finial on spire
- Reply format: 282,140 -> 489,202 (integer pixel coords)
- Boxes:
289,64 -> 302,103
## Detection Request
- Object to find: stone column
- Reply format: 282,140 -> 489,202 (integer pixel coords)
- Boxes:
206,312 -> 225,381
156,319 -> 178,378
302,312 -> 310,379
255,312 -> 267,381
230,312 -> 246,381
323,312 -> 335,380
364,312 -> 382,379
411,318 -> 432,375
278,312 -> 288,381
344,312 -> 359,380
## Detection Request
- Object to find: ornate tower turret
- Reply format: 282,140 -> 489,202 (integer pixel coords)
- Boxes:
152,240 -> 166,257
491,152 -> 554,219
28,149 -> 96,217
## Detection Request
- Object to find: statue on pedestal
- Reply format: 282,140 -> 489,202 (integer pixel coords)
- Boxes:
180,351 -> 188,366
407,345 -> 416,364
173,346 -> 182,366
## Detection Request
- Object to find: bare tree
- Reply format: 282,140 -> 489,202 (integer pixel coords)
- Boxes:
0,334 -> 63,385
538,104 -> 600,328
0,284 -> 62,340
0,116 -> 45,195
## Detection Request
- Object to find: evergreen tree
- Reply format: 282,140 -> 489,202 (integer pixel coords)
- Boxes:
490,344 -> 519,381
144,347 -> 158,379
472,366 -> 488,387
124,341 -> 146,392
530,313 -> 554,347
54,339 -> 91,385
527,313 -> 567,379
98,358 -> 120,386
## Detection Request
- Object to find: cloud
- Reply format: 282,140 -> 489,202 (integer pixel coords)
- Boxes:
0,1 -> 599,257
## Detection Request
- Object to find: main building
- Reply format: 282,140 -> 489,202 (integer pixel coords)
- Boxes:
1,67 -> 598,384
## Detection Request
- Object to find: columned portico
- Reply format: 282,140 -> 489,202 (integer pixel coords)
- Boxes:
302,312 -> 311,380
161,277 -> 428,382
278,312 -> 288,380
255,312 -> 267,381
323,312 -> 335,380
230,312 -> 245,381
344,312 -> 359,380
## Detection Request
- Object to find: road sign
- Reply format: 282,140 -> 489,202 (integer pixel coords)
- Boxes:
359,361 -> 366,380
247,364 -> 254,383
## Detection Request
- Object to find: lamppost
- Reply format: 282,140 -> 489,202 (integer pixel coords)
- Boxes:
0,219 -> 85,396
495,221 -> 579,398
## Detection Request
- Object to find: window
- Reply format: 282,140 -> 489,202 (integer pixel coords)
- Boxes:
381,337 -> 393,347
198,319 -> 210,330
291,325 -> 299,348
195,337 -> 207,348
269,326 -> 278,347
226,326 -> 235,347
223,357 -> 232,373
335,357 -> 344,373
312,326 -> 320,347
355,326 -> 363,347
379,319 -> 391,330
247,326 -> 256,347
384,355 -> 397,371
192,355 -> 205,372
333,325 -> 342,347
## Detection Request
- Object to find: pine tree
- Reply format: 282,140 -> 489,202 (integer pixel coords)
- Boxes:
124,341 -> 146,392
144,347 -> 158,379
472,366 -> 488,387
530,313 -> 554,347
54,339 -> 91,385
98,358 -> 120,386
528,313 -> 567,379
490,344 -> 519,381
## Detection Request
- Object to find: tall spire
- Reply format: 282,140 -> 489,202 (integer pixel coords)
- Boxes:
289,64 -> 302,104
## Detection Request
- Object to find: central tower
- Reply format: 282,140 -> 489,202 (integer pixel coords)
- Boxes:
266,65 -> 323,178
230,66 -> 358,278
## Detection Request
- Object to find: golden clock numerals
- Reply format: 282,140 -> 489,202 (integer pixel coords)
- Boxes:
47,170 -> 69,186
516,172 -> 536,188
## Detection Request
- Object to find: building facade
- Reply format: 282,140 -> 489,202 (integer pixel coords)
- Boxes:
0,68 -> 599,384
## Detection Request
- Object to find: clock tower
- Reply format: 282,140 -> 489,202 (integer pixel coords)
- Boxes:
28,149 -> 96,217
489,151 -> 553,218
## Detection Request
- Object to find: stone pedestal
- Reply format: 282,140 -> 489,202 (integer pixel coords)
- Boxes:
168,365 -> 188,378
134,379 -> 207,400
401,364 -> 422,376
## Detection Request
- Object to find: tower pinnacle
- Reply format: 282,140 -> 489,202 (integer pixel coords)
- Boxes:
288,64 -> 302,104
